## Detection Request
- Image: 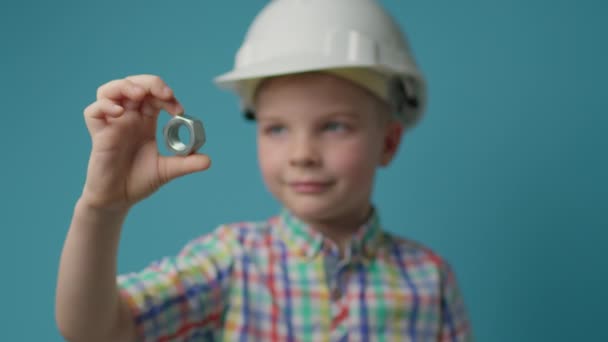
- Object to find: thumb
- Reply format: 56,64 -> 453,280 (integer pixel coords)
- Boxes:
159,154 -> 212,183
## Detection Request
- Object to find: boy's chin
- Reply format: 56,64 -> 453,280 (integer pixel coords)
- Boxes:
282,200 -> 347,225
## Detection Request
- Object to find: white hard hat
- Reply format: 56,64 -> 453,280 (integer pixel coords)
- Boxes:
214,0 -> 426,127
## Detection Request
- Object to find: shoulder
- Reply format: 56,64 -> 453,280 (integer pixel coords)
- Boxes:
378,231 -> 452,275
375,232 -> 464,295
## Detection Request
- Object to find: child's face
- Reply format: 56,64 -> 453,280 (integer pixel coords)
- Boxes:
255,73 -> 403,226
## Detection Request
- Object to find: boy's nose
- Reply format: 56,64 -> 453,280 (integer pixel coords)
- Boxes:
289,135 -> 321,168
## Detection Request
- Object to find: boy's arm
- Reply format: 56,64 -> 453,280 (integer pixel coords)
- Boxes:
57,199 -> 237,342
438,262 -> 474,342
55,200 -> 135,342
55,75 -> 211,342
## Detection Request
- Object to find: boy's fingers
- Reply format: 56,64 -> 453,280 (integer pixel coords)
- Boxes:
126,75 -> 176,102
97,79 -> 146,102
96,75 -> 183,116
124,97 -> 183,118
124,96 -> 184,118
83,99 -> 125,132
158,154 -> 211,184
141,101 -> 157,117
123,99 -> 140,111
84,98 -> 124,120
149,97 -> 184,116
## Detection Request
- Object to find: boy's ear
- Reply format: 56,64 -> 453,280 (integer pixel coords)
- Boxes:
380,120 -> 404,167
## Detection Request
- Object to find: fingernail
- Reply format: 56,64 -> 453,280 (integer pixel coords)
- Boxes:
162,86 -> 172,97
175,103 -> 184,115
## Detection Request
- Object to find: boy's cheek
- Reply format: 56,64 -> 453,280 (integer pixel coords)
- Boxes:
258,154 -> 278,179
258,146 -> 285,183
257,141 -> 279,163
333,138 -> 381,166
328,148 -> 377,179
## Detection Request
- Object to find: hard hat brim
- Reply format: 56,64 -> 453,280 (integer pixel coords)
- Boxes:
213,53 -> 419,89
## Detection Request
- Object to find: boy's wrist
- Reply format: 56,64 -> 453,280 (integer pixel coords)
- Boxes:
75,196 -> 131,225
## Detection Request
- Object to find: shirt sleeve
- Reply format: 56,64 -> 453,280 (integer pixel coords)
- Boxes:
438,261 -> 474,342
117,225 -> 238,341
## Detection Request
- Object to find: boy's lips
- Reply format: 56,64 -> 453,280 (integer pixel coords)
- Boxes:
287,180 -> 334,194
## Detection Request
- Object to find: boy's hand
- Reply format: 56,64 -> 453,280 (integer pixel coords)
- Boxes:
81,75 -> 211,212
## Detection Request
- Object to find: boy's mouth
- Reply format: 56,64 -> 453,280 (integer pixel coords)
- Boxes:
287,180 -> 334,194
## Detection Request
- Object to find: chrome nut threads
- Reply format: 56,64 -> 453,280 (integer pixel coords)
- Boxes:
163,114 -> 206,156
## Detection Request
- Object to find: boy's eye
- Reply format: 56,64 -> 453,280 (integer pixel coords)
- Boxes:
264,124 -> 286,135
323,121 -> 348,132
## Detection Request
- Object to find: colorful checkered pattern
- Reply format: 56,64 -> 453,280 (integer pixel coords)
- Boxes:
118,209 -> 472,341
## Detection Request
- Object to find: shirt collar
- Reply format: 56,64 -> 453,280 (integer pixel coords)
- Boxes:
276,207 -> 385,261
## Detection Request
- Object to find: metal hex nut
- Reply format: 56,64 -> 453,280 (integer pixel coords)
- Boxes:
163,114 -> 206,156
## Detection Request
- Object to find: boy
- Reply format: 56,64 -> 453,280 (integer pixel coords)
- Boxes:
55,0 -> 472,341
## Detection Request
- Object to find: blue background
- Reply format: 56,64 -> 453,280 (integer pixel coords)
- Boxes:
1,0 -> 606,340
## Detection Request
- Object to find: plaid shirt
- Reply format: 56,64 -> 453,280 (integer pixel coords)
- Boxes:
118,209 -> 472,341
